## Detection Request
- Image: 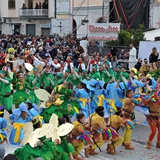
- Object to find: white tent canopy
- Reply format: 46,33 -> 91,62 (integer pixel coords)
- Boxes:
144,29 -> 160,41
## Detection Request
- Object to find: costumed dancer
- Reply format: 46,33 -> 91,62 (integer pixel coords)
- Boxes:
40,65 -> 55,89
71,113 -> 94,160
107,107 -> 124,154
26,101 -> 44,124
74,81 -> 93,119
88,107 -> 108,154
90,79 -> 110,117
12,73 -> 31,108
28,67 -> 41,104
121,90 -> 135,150
0,107 -> 7,144
40,92 -> 63,123
0,70 -> 13,115
9,102 -> 32,145
143,94 -> 160,149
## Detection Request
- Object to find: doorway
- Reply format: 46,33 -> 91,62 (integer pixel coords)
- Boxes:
26,24 -> 36,35
14,25 -> 20,35
41,28 -> 50,36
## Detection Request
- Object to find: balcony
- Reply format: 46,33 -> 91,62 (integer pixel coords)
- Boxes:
19,9 -> 48,18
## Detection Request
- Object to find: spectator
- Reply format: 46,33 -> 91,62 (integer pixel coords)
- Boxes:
0,145 -> 5,159
144,58 -> 148,65
134,58 -> 142,71
38,47 -> 45,59
129,44 -> 137,69
156,59 -> 160,69
119,50 -> 125,60
38,2 -> 42,15
35,3 -> 38,15
149,47 -> 159,63
110,47 -> 117,57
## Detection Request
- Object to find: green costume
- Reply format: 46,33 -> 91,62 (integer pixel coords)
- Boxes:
121,72 -> 129,80
40,104 -> 63,123
12,80 -> 31,106
28,74 -> 41,104
41,73 -> 55,89
89,71 -> 100,80
0,71 -> 12,111
14,136 -> 74,160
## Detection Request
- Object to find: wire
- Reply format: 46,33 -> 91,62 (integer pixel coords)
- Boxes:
118,0 -> 130,29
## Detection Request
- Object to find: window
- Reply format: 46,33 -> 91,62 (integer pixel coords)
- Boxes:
8,0 -> 15,9
28,0 -> 33,9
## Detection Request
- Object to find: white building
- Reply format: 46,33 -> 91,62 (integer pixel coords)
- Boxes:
0,0 -> 159,36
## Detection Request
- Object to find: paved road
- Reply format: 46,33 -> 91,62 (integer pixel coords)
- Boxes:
2,111 -> 160,160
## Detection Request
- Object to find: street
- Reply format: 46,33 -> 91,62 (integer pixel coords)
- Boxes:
2,111 -> 160,160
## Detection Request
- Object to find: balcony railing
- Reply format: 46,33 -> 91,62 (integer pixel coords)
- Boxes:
19,9 -> 48,17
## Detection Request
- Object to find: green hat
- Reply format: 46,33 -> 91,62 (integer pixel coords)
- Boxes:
65,69 -> 71,73
56,73 -> 63,79
105,60 -> 110,66
92,64 -> 98,70
0,70 -> 6,75
117,65 -> 122,69
82,70 -> 87,73
99,63 -> 103,67
33,67 -> 38,71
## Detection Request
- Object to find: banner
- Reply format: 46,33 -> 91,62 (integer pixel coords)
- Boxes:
56,0 -> 70,15
88,23 -> 120,41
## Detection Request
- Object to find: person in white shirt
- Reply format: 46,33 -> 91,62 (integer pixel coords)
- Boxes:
63,56 -> 74,73
129,44 -> 137,69
31,54 -> 45,67
51,58 -> 61,75
77,57 -> 85,73
30,45 -> 36,55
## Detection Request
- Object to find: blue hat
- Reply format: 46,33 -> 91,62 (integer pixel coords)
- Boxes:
19,102 -> 28,113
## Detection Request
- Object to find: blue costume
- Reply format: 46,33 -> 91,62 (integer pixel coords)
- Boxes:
9,102 -> 32,146
0,117 -> 7,144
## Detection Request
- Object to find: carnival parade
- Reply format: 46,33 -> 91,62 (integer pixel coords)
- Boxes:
0,35 -> 159,160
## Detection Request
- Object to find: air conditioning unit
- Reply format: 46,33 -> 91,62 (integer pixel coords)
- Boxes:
1,18 -> 6,23
5,19 -> 12,23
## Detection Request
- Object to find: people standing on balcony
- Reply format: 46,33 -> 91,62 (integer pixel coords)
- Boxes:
38,2 -> 42,15
35,3 -> 38,15
22,3 -> 26,15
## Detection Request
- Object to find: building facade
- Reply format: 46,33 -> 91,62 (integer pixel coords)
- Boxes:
0,0 -> 159,36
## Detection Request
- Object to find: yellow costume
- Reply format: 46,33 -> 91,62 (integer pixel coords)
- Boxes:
122,98 -> 135,150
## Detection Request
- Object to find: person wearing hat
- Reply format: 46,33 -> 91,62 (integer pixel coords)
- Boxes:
114,65 -> 123,82
0,70 -> 13,115
121,67 -> 129,80
81,70 -> 90,80
9,102 -> 32,145
72,113 -> 93,159
40,65 -> 55,89
0,115 -> 7,144
74,81 -> 93,119
28,67 -> 41,104
103,60 -> 115,83
88,107 -> 108,154
12,73 -> 31,108
88,64 -> 100,80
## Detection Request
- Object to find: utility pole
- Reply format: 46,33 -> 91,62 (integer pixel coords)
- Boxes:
54,0 -> 57,18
